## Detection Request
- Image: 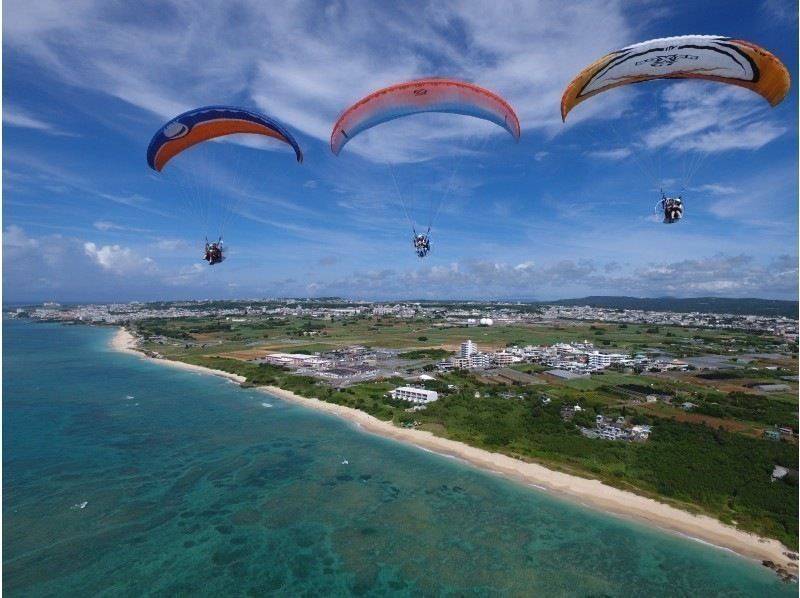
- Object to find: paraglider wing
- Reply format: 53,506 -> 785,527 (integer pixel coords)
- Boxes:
331,79 -> 521,155
147,106 -> 303,171
561,35 -> 790,121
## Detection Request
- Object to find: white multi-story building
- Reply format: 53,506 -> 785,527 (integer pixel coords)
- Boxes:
469,353 -> 490,369
588,351 -> 613,369
389,386 -> 439,404
460,340 -> 478,358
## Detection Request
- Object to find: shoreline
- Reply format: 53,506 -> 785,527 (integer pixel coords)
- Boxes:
109,327 -> 797,575
109,327 -> 246,384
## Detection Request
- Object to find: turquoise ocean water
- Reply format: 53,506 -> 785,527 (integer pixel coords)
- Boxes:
3,319 -> 794,597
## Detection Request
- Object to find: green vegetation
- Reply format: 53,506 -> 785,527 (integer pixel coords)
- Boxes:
398,348 -> 452,360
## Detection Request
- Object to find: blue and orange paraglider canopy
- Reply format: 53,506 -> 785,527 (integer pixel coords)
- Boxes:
147,105 -> 303,172
146,106 -> 303,265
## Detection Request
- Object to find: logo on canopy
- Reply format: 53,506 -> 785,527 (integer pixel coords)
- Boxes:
163,122 -> 190,139
635,54 -> 699,67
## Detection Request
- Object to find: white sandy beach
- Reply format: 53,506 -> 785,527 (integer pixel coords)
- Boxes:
110,327 -> 796,573
110,327 -> 246,384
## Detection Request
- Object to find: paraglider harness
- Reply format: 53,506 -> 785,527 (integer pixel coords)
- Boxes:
413,228 -> 431,258
658,192 -> 683,224
204,237 -> 224,265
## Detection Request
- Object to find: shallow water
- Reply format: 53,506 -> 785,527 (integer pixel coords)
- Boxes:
3,319 -> 794,596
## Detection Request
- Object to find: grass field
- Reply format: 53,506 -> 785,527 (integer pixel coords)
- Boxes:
135,315 -> 792,356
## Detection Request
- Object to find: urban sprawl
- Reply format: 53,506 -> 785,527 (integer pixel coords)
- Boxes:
13,299 -> 797,445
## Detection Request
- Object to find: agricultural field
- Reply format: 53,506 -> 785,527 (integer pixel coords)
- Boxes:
134,314 -> 793,356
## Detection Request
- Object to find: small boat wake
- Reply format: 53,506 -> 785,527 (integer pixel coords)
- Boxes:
70,501 -> 88,511
261,402 -> 273,408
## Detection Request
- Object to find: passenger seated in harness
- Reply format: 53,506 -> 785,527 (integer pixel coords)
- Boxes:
204,238 -> 224,265
659,194 -> 683,224
413,233 -> 431,258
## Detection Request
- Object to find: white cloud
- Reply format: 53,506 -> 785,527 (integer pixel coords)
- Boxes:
3,227 -> 159,300
164,263 -> 207,287
760,0 -> 798,24
642,83 -> 787,154
305,253 -> 798,299
93,220 -> 151,233
3,225 -> 40,249
93,221 -> 117,232
84,242 -> 155,274
153,239 -> 190,251
681,121 -> 787,153
588,147 -> 632,160
692,184 -> 738,196
5,227 -> 796,301
3,106 -> 70,134
702,161 -> 798,230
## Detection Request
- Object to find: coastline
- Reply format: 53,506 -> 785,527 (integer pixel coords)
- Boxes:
109,327 -> 246,384
110,326 -> 796,574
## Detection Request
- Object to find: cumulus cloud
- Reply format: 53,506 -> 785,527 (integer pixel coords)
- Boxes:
5,226 -> 796,300
626,255 -> 798,297
83,242 -> 154,274
300,254 -> 798,300
2,227 -> 185,302
4,225 -> 40,249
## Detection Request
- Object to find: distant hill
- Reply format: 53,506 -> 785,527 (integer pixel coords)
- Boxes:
549,296 -> 798,318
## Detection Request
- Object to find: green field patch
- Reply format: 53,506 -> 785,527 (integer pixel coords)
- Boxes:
397,348 -> 453,360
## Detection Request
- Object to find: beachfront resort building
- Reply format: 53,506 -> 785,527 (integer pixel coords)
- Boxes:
389,386 -> 439,404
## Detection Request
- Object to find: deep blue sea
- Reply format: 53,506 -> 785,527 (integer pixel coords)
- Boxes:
3,319 -> 795,597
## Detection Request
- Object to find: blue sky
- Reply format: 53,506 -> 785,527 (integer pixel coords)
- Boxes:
3,0 -> 798,303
